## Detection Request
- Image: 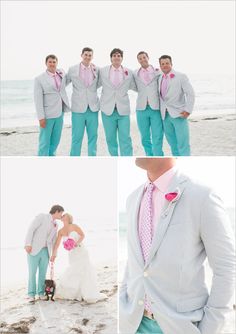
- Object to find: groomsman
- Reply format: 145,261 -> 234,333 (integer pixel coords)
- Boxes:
133,51 -> 164,156
34,55 -> 70,156
159,55 -> 195,156
99,48 -> 136,156
67,47 -> 100,156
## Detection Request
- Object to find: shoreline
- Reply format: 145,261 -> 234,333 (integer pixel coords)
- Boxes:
1,112 -> 235,156
0,264 -> 117,334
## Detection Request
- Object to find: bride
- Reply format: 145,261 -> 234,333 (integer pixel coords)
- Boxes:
50,213 -> 106,303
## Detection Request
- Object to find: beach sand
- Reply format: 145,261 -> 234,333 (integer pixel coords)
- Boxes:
1,113 -> 236,156
0,264 -> 117,334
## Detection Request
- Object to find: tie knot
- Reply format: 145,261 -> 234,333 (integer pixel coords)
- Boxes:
147,182 -> 155,192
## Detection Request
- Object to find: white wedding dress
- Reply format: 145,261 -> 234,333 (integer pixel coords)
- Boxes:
56,231 -> 106,303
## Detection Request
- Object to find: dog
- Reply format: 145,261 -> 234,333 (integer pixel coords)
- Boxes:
44,279 -> 56,301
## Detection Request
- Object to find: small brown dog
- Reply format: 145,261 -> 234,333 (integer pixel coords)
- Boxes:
44,279 -> 56,301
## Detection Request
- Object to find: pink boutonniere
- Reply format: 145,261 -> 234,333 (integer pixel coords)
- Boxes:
57,70 -> 64,78
165,192 -> 178,202
170,73 -> 175,79
91,64 -> 96,72
124,70 -> 128,76
162,188 -> 181,217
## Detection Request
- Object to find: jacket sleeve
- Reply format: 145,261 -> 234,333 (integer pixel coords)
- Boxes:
181,74 -> 195,114
25,215 -> 43,246
198,190 -> 235,334
34,78 -> 45,120
129,72 -> 138,92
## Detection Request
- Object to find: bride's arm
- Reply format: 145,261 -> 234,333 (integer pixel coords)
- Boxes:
75,225 -> 85,245
50,230 -> 63,262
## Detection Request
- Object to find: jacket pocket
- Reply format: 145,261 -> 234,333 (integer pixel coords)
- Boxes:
177,294 -> 208,312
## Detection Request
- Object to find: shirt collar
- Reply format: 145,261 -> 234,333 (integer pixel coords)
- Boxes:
145,166 -> 178,193
80,62 -> 91,70
111,65 -> 122,72
46,70 -> 58,77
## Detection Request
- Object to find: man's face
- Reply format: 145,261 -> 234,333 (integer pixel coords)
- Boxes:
55,211 -> 64,220
159,58 -> 172,74
111,53 -> 123,67
81,51 -> 93,65
46,58 -> 58,73
137,53 -> 149,68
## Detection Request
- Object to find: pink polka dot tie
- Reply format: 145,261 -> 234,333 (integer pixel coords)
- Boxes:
139,182 -> 155,313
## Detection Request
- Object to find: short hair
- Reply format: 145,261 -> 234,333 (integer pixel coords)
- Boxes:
82,47 -> 93,54
159,55 -> 172,64
49,205 -> 64,214
110,48 -> 123,58
137,51 -> 149,58
45,54 -> 58,63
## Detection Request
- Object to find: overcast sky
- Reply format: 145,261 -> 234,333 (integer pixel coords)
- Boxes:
118,157 -> 236,211
1,158 -> 117,248
1,1 -> 235,80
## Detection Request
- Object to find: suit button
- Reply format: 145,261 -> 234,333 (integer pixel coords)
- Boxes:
143,271 -> 148,277
138,300 -> 144,306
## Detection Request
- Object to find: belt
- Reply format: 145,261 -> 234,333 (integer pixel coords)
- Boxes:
143,310 -> 155,320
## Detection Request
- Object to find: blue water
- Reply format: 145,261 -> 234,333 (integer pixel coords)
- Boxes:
1,74 -> 235,128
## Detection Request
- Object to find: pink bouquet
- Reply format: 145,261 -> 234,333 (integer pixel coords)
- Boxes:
63,238 -> 76,251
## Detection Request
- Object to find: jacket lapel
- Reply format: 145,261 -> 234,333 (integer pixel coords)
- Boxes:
144,171 -> 189,268
44,72 -> 58,92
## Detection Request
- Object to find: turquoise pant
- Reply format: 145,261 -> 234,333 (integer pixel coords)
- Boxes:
136,316 -> 163,334
38,114 -> 63,156
70,108 -> 98,156
163,112 -> 190,156
136,106 -> 164,156
102,109 -> 133,156
27,247 -> 49,297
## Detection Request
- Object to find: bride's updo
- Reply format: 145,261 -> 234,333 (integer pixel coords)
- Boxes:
64,213 -> 73,224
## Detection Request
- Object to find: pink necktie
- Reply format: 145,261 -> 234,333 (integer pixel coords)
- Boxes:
161,74 -> 168,99
53,74 -> 60,91
139,182 -> 155,313
113,69 -> 120,87
143,69 -> 150,85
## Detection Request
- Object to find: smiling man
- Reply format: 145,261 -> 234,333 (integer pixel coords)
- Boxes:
67,47 -> 100,156
158,55 -> 195,156
34,55 -> 70,156
99,48 -> 136,156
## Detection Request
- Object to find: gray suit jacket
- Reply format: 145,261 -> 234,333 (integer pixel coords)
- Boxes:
158,70 -> 195,119
25,213 -> 58,256
34,69 -> 70,120
67,63 -> 100,113
133,67 -> 161,111
99,66 -> 136,115
119,170 -> 235,334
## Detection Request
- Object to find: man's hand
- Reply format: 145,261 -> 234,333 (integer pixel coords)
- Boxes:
39,119 -> 46,128
50,255 -> 56,262
180,111 -> 190,118
25,246 -> 32,254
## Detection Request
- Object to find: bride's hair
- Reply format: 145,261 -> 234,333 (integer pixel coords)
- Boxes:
64,213 -> 73,224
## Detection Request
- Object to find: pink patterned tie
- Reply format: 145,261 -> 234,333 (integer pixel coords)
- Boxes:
113,69 -> 120,87
160,74 -> 168,99
139,182 -> 155,313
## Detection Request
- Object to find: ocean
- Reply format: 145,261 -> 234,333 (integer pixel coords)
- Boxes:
1,74 -> 235,128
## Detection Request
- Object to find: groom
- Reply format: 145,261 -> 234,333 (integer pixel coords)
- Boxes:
24,205 -> 64,302
119,158 -> 235,334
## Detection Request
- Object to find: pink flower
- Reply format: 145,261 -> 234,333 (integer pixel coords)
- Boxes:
124,70 -> 128,76
165,192 -> 178,202
63,238 -> 76,251
170,73 -> 175,79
